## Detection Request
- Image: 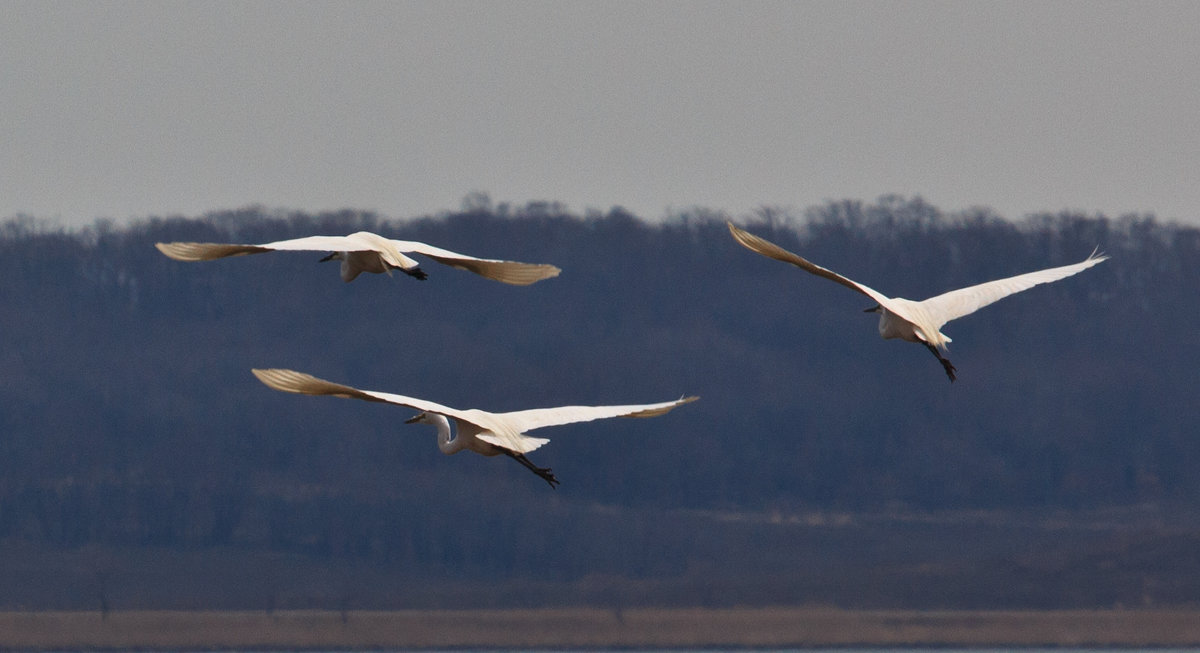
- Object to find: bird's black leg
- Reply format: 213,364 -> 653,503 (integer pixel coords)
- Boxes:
504,450 -> 560,488
924,342 -> 957,382
384,261 -> 429,280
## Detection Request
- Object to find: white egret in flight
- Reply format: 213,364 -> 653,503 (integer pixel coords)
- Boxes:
156,231 -> 561,285
727,222 -> 1108,381
252,368 -> 698,488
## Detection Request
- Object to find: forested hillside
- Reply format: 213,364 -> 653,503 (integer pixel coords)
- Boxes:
1,197 -> 1198,609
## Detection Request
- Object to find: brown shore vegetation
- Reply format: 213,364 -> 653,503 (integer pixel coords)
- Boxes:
3,607 -> 1200,650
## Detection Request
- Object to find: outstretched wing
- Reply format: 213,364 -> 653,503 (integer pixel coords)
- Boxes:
919,249 -> 1108,328
496,396 -> 699,434
251,368 -> 539,453
392,239 -> 561,286
252,368 -> 461,417
158,233 -> 419,271
155,241 -> 275,261
156,235 -> 382,261
158,234 -> 373,257
727,222 -> 922,322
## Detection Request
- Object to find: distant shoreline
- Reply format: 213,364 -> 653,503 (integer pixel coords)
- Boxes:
3,607 -> 1200,650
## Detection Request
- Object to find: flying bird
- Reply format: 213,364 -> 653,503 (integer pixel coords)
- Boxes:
156,230 -> 561,285
252,368 -> 698,488
727,222 -> 1107,381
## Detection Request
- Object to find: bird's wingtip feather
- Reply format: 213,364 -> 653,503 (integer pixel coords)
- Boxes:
154,241 -> 192,260
251,367 -> 298,389
1088,246 -> 1110,262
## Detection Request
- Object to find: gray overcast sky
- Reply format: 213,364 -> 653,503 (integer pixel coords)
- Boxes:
3,1 -> 1198,226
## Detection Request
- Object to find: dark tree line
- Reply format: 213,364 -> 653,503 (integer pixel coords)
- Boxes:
0,197 -> 1198,606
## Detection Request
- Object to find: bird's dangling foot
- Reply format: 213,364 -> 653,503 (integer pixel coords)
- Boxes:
924,343 -> 957,382
505,451 -> 560,488
403,266 -> 428,280
533,466 -> 560,489
939,357 -> 957,382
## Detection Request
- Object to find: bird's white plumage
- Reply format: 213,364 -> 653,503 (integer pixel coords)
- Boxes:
728,221 -> 1106,345
491,400 -> 700,433
156,230 -> 561,285
727,220 -> 896,308
727,221 -> 1107,380
390,239 -> 562,285
251,368 -> 697,455
918,248 -> 1107,326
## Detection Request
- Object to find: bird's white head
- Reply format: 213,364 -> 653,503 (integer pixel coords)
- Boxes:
405,411 -> 461,454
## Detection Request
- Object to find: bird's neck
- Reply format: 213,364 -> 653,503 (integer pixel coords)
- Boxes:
430,414 -> 463,455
